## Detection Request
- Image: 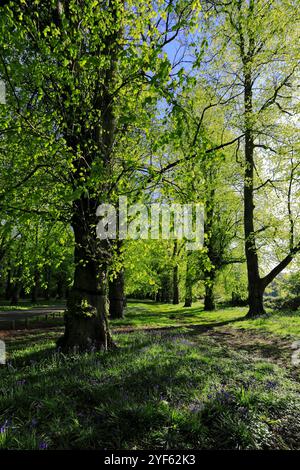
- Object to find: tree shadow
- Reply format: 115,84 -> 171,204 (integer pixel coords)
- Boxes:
0,332 -> 255,449
113,315 -> 246,337
1,321 -> 298,449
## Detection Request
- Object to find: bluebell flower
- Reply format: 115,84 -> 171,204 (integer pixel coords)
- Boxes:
16,379 -> 26,386
38,441 -> 48,450
31,418 -> 38,428
265,380 -> 277,390
0,419 -> 10,434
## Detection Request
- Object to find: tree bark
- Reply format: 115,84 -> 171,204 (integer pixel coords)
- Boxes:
10,265 -> 22,305
184,255 -> 193,307
10,283 -> 21,305
44,266 -> 51,300
184,289 -> 192,307
158,275 -> 172,303
243,53 -> 266,317
31,270 -> 39,303
247,280 -> 265,317
57,202 -> 114,352
203,179 -> 216,312
173,264 -> 179,304
109,269 -> 125,319
240,1 -> 300,317
5,268 -> 11,301
172,241 -> 179,304
56,274 -> 64,299
204,273 -> 216,311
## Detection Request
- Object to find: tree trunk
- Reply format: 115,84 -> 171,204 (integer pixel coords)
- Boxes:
31,270 -> 39,303
44,267 -> 51,300
57,205 -> 114,352
172,241 -> 179,304
184,290 -> 192,307
184,260 -> 192,307
173,264 -> 179,304
159,275 -> 172,303
56,275 -> 64,299
54,2 -> 120,350
31,285 -> 38,303
243,64 -> 266,318
10,283 -> 21,305
247,281 -> 265,317
203,179 -> 216,312
10,264 -> 22,305
109,269 -> 125,319
204,273 -> 216,311
5,268 -> 11,301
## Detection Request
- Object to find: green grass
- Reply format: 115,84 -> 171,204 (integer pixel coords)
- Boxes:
231,310 -> 300,337
114,301 -> 246,328
0,299 -> 66,312
0,301 -> 300,450
2,299 -> 300,338
113,301 -> 300,338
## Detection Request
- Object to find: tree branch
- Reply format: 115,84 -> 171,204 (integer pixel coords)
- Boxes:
262,242 -> 300,288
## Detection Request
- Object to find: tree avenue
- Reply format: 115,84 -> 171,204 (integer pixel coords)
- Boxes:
0,0 -> 299,352
0,0 -> 199,350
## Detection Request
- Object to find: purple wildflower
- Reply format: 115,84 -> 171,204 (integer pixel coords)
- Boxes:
0,419 -> 10,434
38,441 -> 48,450
265,380 -> 277,390
31,418 -> 38,428
16,379 -> 26,386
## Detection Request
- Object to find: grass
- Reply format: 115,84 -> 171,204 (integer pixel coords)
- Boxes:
114,300 -> 300,338
0,299 -> 66,311
0,300 -> 300,450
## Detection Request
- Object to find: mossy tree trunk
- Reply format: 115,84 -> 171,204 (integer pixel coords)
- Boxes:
57,201 -> 114,352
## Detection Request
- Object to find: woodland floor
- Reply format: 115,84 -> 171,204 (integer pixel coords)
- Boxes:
0,301 -> 299,450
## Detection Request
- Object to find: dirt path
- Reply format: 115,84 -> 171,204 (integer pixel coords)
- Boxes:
205,327 -> 294,365
199,327 -> 300,382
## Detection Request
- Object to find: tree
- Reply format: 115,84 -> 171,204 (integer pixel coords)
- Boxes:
108,241 -> 126,319
172,241 -> 180,304
0,216 -> 73,303
0,0 -> 198,350
161,82 -> 244,310
203,0 -> 300,316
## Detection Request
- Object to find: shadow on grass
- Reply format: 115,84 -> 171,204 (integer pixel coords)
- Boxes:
3,305 -> 247,366
218,336 -> 292,362
0,318 -> 64,332
113,316 -> 247,337
1,318 -> 300,450
0,331 -> 286,450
